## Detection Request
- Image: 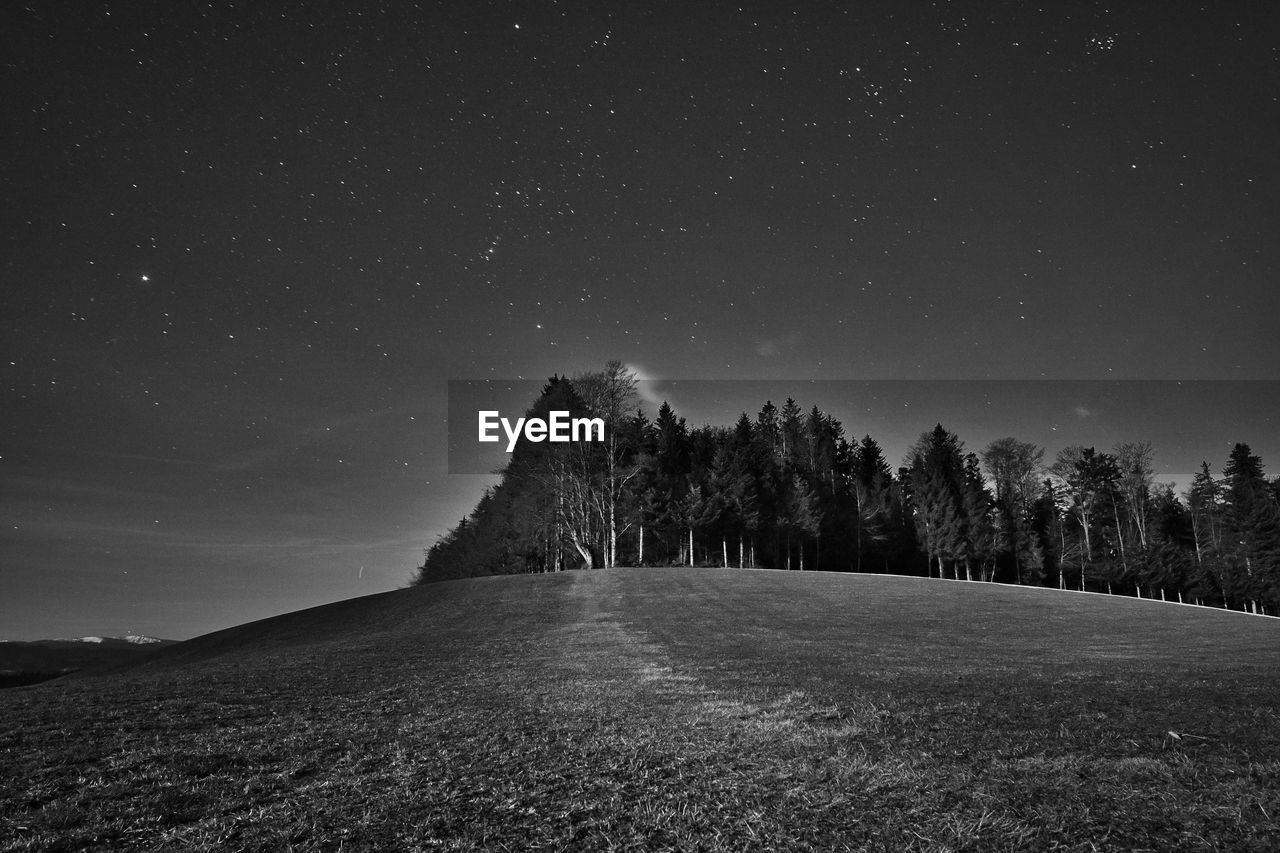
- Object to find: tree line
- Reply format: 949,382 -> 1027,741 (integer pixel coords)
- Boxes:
416,363 -> 1280,616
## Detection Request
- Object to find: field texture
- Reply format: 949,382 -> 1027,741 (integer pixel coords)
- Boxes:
3,569 -> 1279,851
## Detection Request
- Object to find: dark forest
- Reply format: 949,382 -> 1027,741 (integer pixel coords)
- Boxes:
419,363 -> 1280,616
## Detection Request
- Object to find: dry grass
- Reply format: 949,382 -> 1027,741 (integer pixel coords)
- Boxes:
3,568 -> 1279,850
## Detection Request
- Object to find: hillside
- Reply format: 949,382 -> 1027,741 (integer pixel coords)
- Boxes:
3,569 -> 1279,851
0,637 -> 176,689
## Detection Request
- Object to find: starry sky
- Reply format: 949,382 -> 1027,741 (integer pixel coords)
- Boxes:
3,2 -> 1278,640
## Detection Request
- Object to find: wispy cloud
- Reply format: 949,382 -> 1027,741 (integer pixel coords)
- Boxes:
96,451 -> 203,467
2,474 -> 162,502
755,331 -> 802,358
625,362 -> 669,411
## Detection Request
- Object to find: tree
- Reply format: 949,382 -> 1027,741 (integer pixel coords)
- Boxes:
794,406 -> 850,572
852,436 -> 898,573
783,473 -> 820,570
675,485 -> 706,566
1186,461 -> 1228,604
1031,478 -> 1068,589
572,360 -> 642,567
960,452 -> 996,581
907,425 -> 969,579
1146,485 -> 1197,602
422,372 -> 1262,599
703,442 -> 761,567
527,377 -> 600,570
1115,441 -> 1155,552
1049,446 -> 1119,592
756,401 -> 781,462
415,375 -> 598,580
1222,443 -> 1280,613
780,398 -> 805,471
981,437 -> 1045,584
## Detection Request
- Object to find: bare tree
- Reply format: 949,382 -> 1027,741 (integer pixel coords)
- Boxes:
981,437 -> 1044,584
1049,446 -> 1118,591
1115,440 -> 1155,551
572,360 -> 642,567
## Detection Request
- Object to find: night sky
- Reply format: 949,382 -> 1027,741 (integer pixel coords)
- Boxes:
4,3 -> 1277,640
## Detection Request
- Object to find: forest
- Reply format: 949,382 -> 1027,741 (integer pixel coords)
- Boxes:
417,363 -> 1280,616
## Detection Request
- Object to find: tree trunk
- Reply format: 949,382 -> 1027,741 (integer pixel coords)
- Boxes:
1112,497 -> 1128,576
1058,519 -> 1067,589
1012,530 -> 1021,585
638,523 -> 644,566
555,486 -> 564,571
608,497 -> 617,568
855,509 -> 863,573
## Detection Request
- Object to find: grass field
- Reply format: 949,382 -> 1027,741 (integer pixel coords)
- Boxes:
3,568 -> 1279,851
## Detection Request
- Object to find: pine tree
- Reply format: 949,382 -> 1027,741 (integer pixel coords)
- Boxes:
703,442 -> 760,567
852,436 -> 895,573
961,453 -> 996,581
780,398 -> 805,472
416,376 -> 599,581
1222,443 -> 1280,613
784,473 -> 820,570
1146,485 -> 1197,602
675,485 -> 705,566
908,425 -> 969,579
1186,461 -> 1228,604
1031,478 -> 1067,589
756,401 -> 781,462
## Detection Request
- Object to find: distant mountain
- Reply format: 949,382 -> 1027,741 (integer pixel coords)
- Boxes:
0,636 -> 178,688
48,635 -> 167,645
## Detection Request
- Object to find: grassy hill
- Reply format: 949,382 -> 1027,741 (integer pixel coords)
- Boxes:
3,568 -> 1278,851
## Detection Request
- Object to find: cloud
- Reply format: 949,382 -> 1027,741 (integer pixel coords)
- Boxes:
1,474 -> 161,502
625,362 -> 668,410
756,331 -> 803,358
1074,405 -> 1095,419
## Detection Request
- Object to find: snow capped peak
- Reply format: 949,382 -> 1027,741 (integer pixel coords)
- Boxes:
45,635 -> 166,644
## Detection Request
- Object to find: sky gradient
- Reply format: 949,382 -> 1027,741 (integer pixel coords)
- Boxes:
3,2 -> 1277,639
